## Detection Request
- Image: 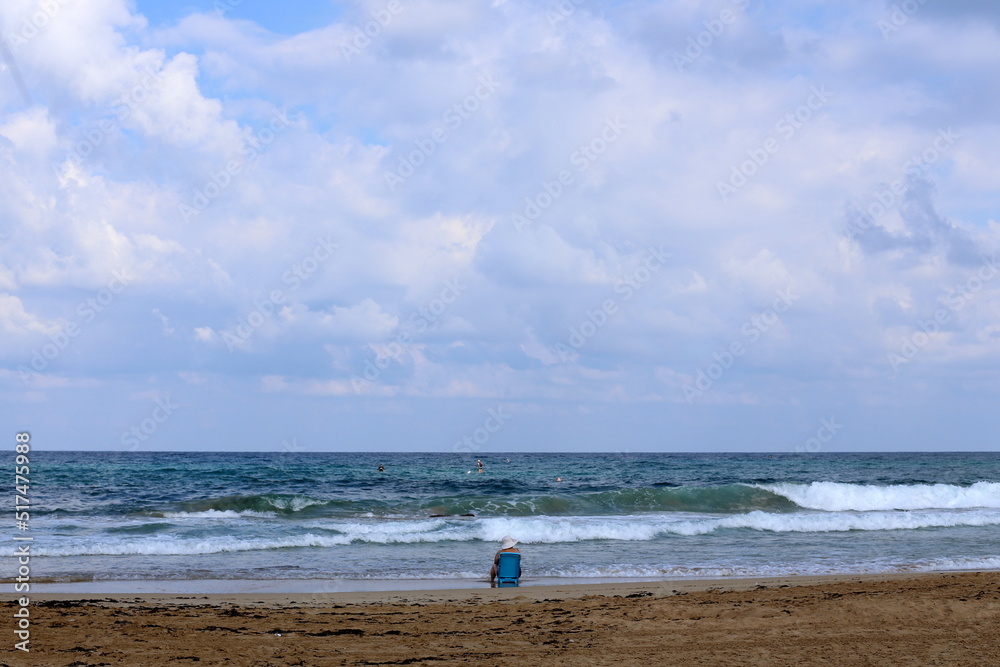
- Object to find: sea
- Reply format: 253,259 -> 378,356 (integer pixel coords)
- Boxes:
11,451 -> 1000,593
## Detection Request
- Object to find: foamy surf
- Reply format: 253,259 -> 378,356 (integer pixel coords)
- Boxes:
30,508 -> 1000,557
161,510 -> 276,519
760,481 -> 1000,511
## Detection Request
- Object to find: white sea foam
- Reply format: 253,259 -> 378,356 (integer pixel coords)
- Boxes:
476,516 -> 667,543
37,533 -> 353,557
35,520 -> 463,556
538,564 -> 848,579
667,509 -> 1000,536
32,508 -> 1000,557
910,555 -> 1000,572
264,496 -> 328,512
477,510 -> 1000,540
308,519 -> 448,534
161,510 -> 275,519
760,481 -> 1000,511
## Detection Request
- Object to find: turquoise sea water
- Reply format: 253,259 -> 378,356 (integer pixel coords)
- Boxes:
9,451 -> 1000,590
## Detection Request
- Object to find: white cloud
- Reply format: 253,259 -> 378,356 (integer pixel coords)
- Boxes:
194,327 -> 216,342
2,0 -> 1000,449
0,293 -> 62,336
282,298 -> 399,342
152,308 -> 175,336
0,107 -> 58,157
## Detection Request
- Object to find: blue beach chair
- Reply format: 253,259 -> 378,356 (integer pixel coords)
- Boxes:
496,551 -> 521,587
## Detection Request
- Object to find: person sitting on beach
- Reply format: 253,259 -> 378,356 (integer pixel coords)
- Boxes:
489,535 -> 520,587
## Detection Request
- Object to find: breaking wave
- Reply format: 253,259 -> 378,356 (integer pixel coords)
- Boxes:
760,481 -> 1000,512
34,508 -> 1000,556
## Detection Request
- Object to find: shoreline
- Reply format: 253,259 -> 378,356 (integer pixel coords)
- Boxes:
21,569 -> 995,603
10,570 -> 999,665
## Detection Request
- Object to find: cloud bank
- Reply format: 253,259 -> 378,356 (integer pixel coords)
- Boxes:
1,0 -> 998,451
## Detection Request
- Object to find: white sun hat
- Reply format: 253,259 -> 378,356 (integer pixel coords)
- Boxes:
500,536 -> 518,549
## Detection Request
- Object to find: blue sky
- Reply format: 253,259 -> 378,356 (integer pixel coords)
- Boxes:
1,0 -> 999,452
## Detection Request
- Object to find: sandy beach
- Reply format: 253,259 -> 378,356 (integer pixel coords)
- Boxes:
7,571 -> 998,665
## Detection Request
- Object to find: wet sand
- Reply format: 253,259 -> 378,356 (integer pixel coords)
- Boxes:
6,571 -> 999,665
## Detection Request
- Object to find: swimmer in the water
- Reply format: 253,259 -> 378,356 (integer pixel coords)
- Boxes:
377,464 -> 385,472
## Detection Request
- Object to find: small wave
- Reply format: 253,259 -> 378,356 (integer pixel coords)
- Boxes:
34,519 -> 459,556
168,494 -> 334,515
477,510 -> 1000,541
911,555 -> 1000,572
760,481 -> 1000,512
667,509 -> 1000,536
36,533 -> 354,557
32,509 -> 1000,557
106,522 -> 178,535
535,555 -> 1000,578
538,564 -> 841,578
160,510 -> 275,519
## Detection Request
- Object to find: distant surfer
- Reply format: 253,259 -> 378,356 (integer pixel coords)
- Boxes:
377,464 -> 385,472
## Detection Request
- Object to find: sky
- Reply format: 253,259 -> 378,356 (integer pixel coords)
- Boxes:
1,0 -> 999,453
